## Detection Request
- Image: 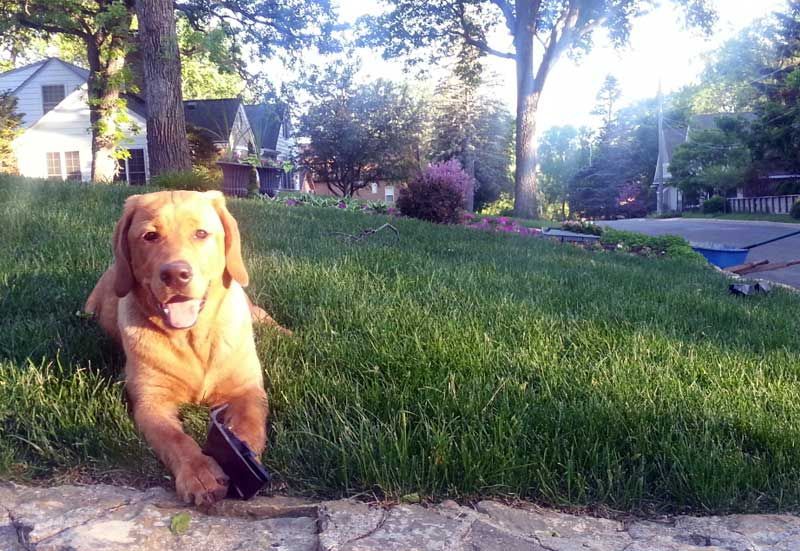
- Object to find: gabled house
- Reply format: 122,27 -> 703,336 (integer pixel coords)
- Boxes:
653,113 -> 758,213
184,98 -> 255,157
0,57 -> 148,183
244,103 -> 297,190
1,57 -> 297,188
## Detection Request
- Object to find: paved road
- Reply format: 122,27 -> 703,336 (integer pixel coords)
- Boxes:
599,218 -> 800,288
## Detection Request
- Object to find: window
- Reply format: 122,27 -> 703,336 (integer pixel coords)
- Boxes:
64,151 -> 81,181
46,152 -> 62,179
115,149 -> 147,185
385,185 -> 395,204
42,85 -> 65,114
127,149 -> 146,185
115,157 -> 127,183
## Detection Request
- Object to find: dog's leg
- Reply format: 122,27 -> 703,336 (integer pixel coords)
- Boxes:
220,386 -> 269,455
132,398 -> 229,505
246,295 -> 293,336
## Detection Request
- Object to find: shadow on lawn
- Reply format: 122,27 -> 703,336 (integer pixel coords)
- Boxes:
0,270 -> 122,371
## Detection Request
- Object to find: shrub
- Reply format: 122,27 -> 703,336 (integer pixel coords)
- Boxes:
561,220 -> 603,236
151,169 -> 219,192
397,160 -> 469,224
791,200 -> 800,220
702,195 -> 725,214
478,192 -> 514,217
615,182 -> 648,218
600,228 -> 702,261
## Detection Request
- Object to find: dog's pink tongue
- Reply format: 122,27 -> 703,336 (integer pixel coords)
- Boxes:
164,299 -> 202,329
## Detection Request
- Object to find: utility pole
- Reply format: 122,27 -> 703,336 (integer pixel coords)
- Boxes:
655,82 -> 666,215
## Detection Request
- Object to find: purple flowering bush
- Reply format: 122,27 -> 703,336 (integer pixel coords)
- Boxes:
396,160 -> 470,224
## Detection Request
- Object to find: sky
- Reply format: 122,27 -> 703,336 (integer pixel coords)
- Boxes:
328,0 -> 783,132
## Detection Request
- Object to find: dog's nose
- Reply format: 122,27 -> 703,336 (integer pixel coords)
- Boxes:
160,261 -> 193,288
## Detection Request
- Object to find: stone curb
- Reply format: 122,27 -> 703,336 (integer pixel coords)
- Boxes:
2,482 -> 800,550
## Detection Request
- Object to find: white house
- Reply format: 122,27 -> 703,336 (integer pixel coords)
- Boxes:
0,57 -> 149,184
1,57 -> 298,188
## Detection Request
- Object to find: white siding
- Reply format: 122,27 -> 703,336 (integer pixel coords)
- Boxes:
275,127 -> 292,160
12,59 -> 86,127
230,104 -> 256,154
0,62 -> 45,94
13,86 -> 147,182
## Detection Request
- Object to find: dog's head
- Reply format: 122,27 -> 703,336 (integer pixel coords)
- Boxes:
112,190 -> 248,329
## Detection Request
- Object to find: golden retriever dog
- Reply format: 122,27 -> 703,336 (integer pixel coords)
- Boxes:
85,190 -> 281,505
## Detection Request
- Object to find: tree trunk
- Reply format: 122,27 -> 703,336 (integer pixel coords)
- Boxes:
136,0 -> 191,177
512,4 -> 540,219
86,39 -> 125,183
461,134 -> 476,212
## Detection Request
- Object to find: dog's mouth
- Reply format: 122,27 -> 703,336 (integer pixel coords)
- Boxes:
157,294 -> 207,330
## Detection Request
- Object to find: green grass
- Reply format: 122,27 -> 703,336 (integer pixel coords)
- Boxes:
677,212 -> 800,224
3,176 -> 800,514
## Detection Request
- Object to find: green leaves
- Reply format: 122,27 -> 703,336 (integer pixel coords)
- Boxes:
170,512 -> 191,535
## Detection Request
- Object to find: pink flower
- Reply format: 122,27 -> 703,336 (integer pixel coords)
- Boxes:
337,201 -> 347,209
285,198 -> 299,206
498,217 -> 510,225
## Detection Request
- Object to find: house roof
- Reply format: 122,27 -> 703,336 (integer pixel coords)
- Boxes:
6,58 -> 90,94
124,93 -> 147,118
244,103 -> 286,151
184,98 -> 242,142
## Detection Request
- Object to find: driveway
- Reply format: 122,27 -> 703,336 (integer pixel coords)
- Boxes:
599,218 -> 800,289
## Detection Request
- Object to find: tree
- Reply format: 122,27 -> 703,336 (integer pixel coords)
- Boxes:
428,69 -> 514,210
748,1 -> 800,179
149,0 -> 338,172
137,0 -> 192,176
177,18 -> 245,100
0,0 -> 135,182
0,92 -> 23,173
689,21 -> 776,113
537,125 -> 588,219
361,0 -> 716,218
299,65 -> 424,197
569,97 -> 658,217
592,75 -> 622,130
669,116 -> 753,200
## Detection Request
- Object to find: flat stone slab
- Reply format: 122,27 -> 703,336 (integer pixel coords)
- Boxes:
2,482 -> 800,550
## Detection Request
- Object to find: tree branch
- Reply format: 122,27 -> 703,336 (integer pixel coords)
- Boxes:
14,15 -> 91,40
489,0 -> 515,35
454,2 -> 515,60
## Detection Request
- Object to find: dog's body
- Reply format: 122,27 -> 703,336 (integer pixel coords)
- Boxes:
85,190 -> 273,505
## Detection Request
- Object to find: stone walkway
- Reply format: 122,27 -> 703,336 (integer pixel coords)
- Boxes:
2,483 -> 800,550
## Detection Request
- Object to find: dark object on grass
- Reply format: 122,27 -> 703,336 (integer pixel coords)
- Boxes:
326,223 -> 400,243
729,282 -> 772,296
203,404 -> 270,500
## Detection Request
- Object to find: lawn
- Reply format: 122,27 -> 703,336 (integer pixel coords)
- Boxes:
2,176 -> 800,514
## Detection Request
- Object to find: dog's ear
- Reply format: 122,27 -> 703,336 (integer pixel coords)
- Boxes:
112,195 -> 140,298
207,191 -> 249,288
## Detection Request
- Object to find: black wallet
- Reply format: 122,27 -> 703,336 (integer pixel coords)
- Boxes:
203,404 -> 270,500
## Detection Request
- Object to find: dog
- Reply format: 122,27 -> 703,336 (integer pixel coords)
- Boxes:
85,190 -> 281,505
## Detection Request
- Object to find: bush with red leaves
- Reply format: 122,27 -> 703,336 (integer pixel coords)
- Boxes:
396,160 -> 469,224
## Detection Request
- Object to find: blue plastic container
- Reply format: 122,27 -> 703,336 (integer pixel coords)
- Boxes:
691,245 -> 748,269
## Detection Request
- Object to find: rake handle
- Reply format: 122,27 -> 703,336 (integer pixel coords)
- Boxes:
744,229 -> 800,250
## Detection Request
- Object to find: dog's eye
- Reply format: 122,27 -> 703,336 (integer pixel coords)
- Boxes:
195,229 -> 209,240
143,231 -> 160,242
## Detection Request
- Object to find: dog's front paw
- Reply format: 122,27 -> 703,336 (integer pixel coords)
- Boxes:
175,454 -> 229,506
